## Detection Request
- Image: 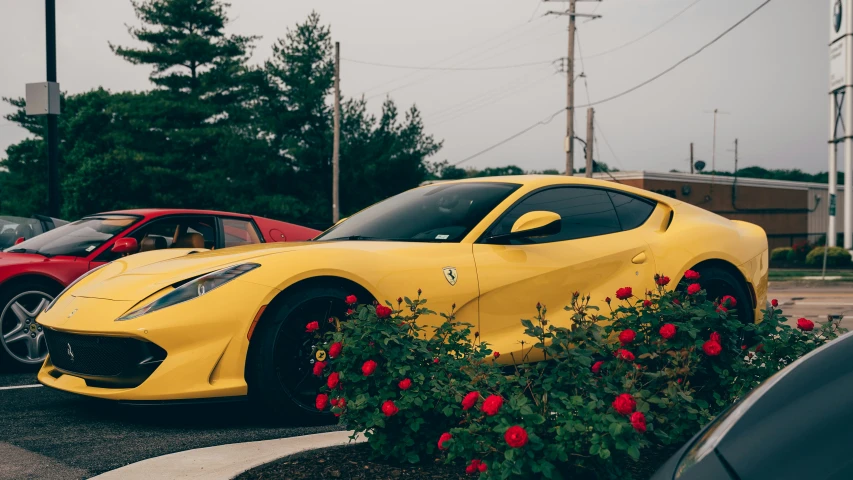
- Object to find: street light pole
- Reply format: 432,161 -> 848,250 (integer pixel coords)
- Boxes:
45,0 -> 60,217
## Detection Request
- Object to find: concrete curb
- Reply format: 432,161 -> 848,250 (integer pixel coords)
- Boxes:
90,430 -> 362,480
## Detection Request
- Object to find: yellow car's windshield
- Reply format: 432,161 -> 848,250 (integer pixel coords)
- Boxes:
316,182 -> 520,243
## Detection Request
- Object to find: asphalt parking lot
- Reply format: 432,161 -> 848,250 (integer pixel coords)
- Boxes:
0,281 -> 849,480
0,375 -> 341,479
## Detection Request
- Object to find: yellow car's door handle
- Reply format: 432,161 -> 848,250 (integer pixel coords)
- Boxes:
631,252 -> 647,264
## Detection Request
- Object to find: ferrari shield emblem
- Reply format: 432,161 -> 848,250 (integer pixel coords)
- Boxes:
315,350 -> 327,362
442,267 -> 458,286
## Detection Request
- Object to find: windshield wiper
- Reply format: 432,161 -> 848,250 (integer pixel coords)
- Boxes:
5,248 -> 53,257
322,235 -> 381,241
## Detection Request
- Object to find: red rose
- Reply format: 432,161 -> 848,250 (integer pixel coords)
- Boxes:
716,305 -> 728,314
771,299 -> 779,307
630,411 -> 647,433
481,395 -> 504,416
703,340 -> 722,356
643,299 -> 652,308
433,357 -> 440,364
619,329 -> 636,345
741,345 -> 747,350
797,318 -> 815,331
478,462 -> 487,473
673,299 -> 681,305
333,397 -> 346,417
612,393 -> 636,415
438,432 -> 452,451
465,464 -> 476,475
756,343 -> 765,352
462,391 -> 479,411
361,360 -> 377,376
684,269 -> 700,280
687,283 -> 701,295
330,398 -> 339,407
493,351 -> 500,359
616,349 -> 635,362
721,295 -> 737,307
657,275 -> 671,286
710,332 -> 721,343
327,371 -> 340,389
376,305 -> 392,319
329,342 -> 343,359
677,378 -> 683,384
397,296 -> 403,304
615,287 -> 633,300
345,295 -> 357,304
659,323 -> 676,339
346,308 -> 354,316
591,360 -> 604,374
312,361 -> 326,376
305,321 -> 320,333
381,400 -> 398,417
605,296 -> 611,304
315,393 -> 329,410
398,378 -> 412,390
504,426 -> 529,448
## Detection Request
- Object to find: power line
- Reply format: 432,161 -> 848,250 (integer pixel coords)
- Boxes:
342,58 -> 553,71
585,0 -> 704,59
360,16 -> 551,97
453,108 -> 565,166
430,73 -> 557,126
449,0 -> 775,167
593,116 -> 623,169
575,0 -> 774,109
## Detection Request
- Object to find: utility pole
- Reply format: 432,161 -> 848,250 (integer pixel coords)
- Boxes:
545,0 -> 601,176
332,41 -> 341,224
733,138 -> 738,174
585,108 -> 594,177
45,0 -> 59,217
705,109 -> 730,173
690,142 -> 694,174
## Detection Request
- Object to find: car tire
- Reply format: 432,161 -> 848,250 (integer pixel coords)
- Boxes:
246,282 -> 368,425
689,265 -> 754,325
0,282 -> 57,372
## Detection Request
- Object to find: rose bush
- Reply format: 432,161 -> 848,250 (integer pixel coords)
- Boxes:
313,274 -> 843,478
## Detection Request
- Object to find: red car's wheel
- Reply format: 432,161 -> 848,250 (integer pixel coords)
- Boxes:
0,283 -> 55,370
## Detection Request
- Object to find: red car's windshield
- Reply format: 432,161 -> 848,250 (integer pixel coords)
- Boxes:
4,215 -> 139,257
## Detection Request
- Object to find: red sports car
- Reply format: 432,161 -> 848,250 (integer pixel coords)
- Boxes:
0,209 -> 319,369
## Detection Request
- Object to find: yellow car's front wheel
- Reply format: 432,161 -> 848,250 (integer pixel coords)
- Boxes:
246,282 -> 364,424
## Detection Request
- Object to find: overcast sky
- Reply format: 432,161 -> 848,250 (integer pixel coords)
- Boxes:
0,0 -> 831,174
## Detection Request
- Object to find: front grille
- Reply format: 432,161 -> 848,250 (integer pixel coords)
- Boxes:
44,329 -> 167,388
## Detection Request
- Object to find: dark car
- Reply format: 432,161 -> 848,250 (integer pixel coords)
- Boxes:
652,329 -> 853,480
0,215 -> 67,249
0,209 -> 319,370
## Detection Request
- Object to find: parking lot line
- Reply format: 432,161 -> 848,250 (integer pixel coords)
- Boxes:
0,384 -> 42,391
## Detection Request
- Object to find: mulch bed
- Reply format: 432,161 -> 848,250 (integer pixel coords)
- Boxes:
235,443 -> 468,480
236,441 -> 676,479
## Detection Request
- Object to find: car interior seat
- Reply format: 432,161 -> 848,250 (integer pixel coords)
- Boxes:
139,236 -> 167,252
173,232 -> 204,248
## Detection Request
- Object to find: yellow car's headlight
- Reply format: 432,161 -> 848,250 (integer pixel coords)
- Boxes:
116,263 -> 260,321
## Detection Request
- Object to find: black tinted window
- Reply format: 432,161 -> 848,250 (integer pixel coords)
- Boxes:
316,182 -> 520,243
608,191 -> 656,230
490,187 -> 621,244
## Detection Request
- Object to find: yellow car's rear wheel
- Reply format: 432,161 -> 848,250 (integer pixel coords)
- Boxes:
247,282 -> 366,424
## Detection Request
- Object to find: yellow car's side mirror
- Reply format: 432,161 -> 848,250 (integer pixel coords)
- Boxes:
487,211 -> 561,244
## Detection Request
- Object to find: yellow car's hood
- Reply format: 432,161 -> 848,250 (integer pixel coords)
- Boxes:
72,243 -> 310,301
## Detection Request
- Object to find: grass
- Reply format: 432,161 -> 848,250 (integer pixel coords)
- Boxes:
769,269 -> 853,281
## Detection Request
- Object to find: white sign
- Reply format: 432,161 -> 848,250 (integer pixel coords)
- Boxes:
830,40 -> 847,91
831,0 -> 852,45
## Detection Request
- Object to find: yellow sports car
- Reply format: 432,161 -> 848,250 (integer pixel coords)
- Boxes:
36,176 -> 767,421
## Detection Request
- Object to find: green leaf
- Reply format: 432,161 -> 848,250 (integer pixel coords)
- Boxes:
599,448 -> 611,460
609,422 -> 622,436
627,445 -> 640,461
525,413 -> 546,425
